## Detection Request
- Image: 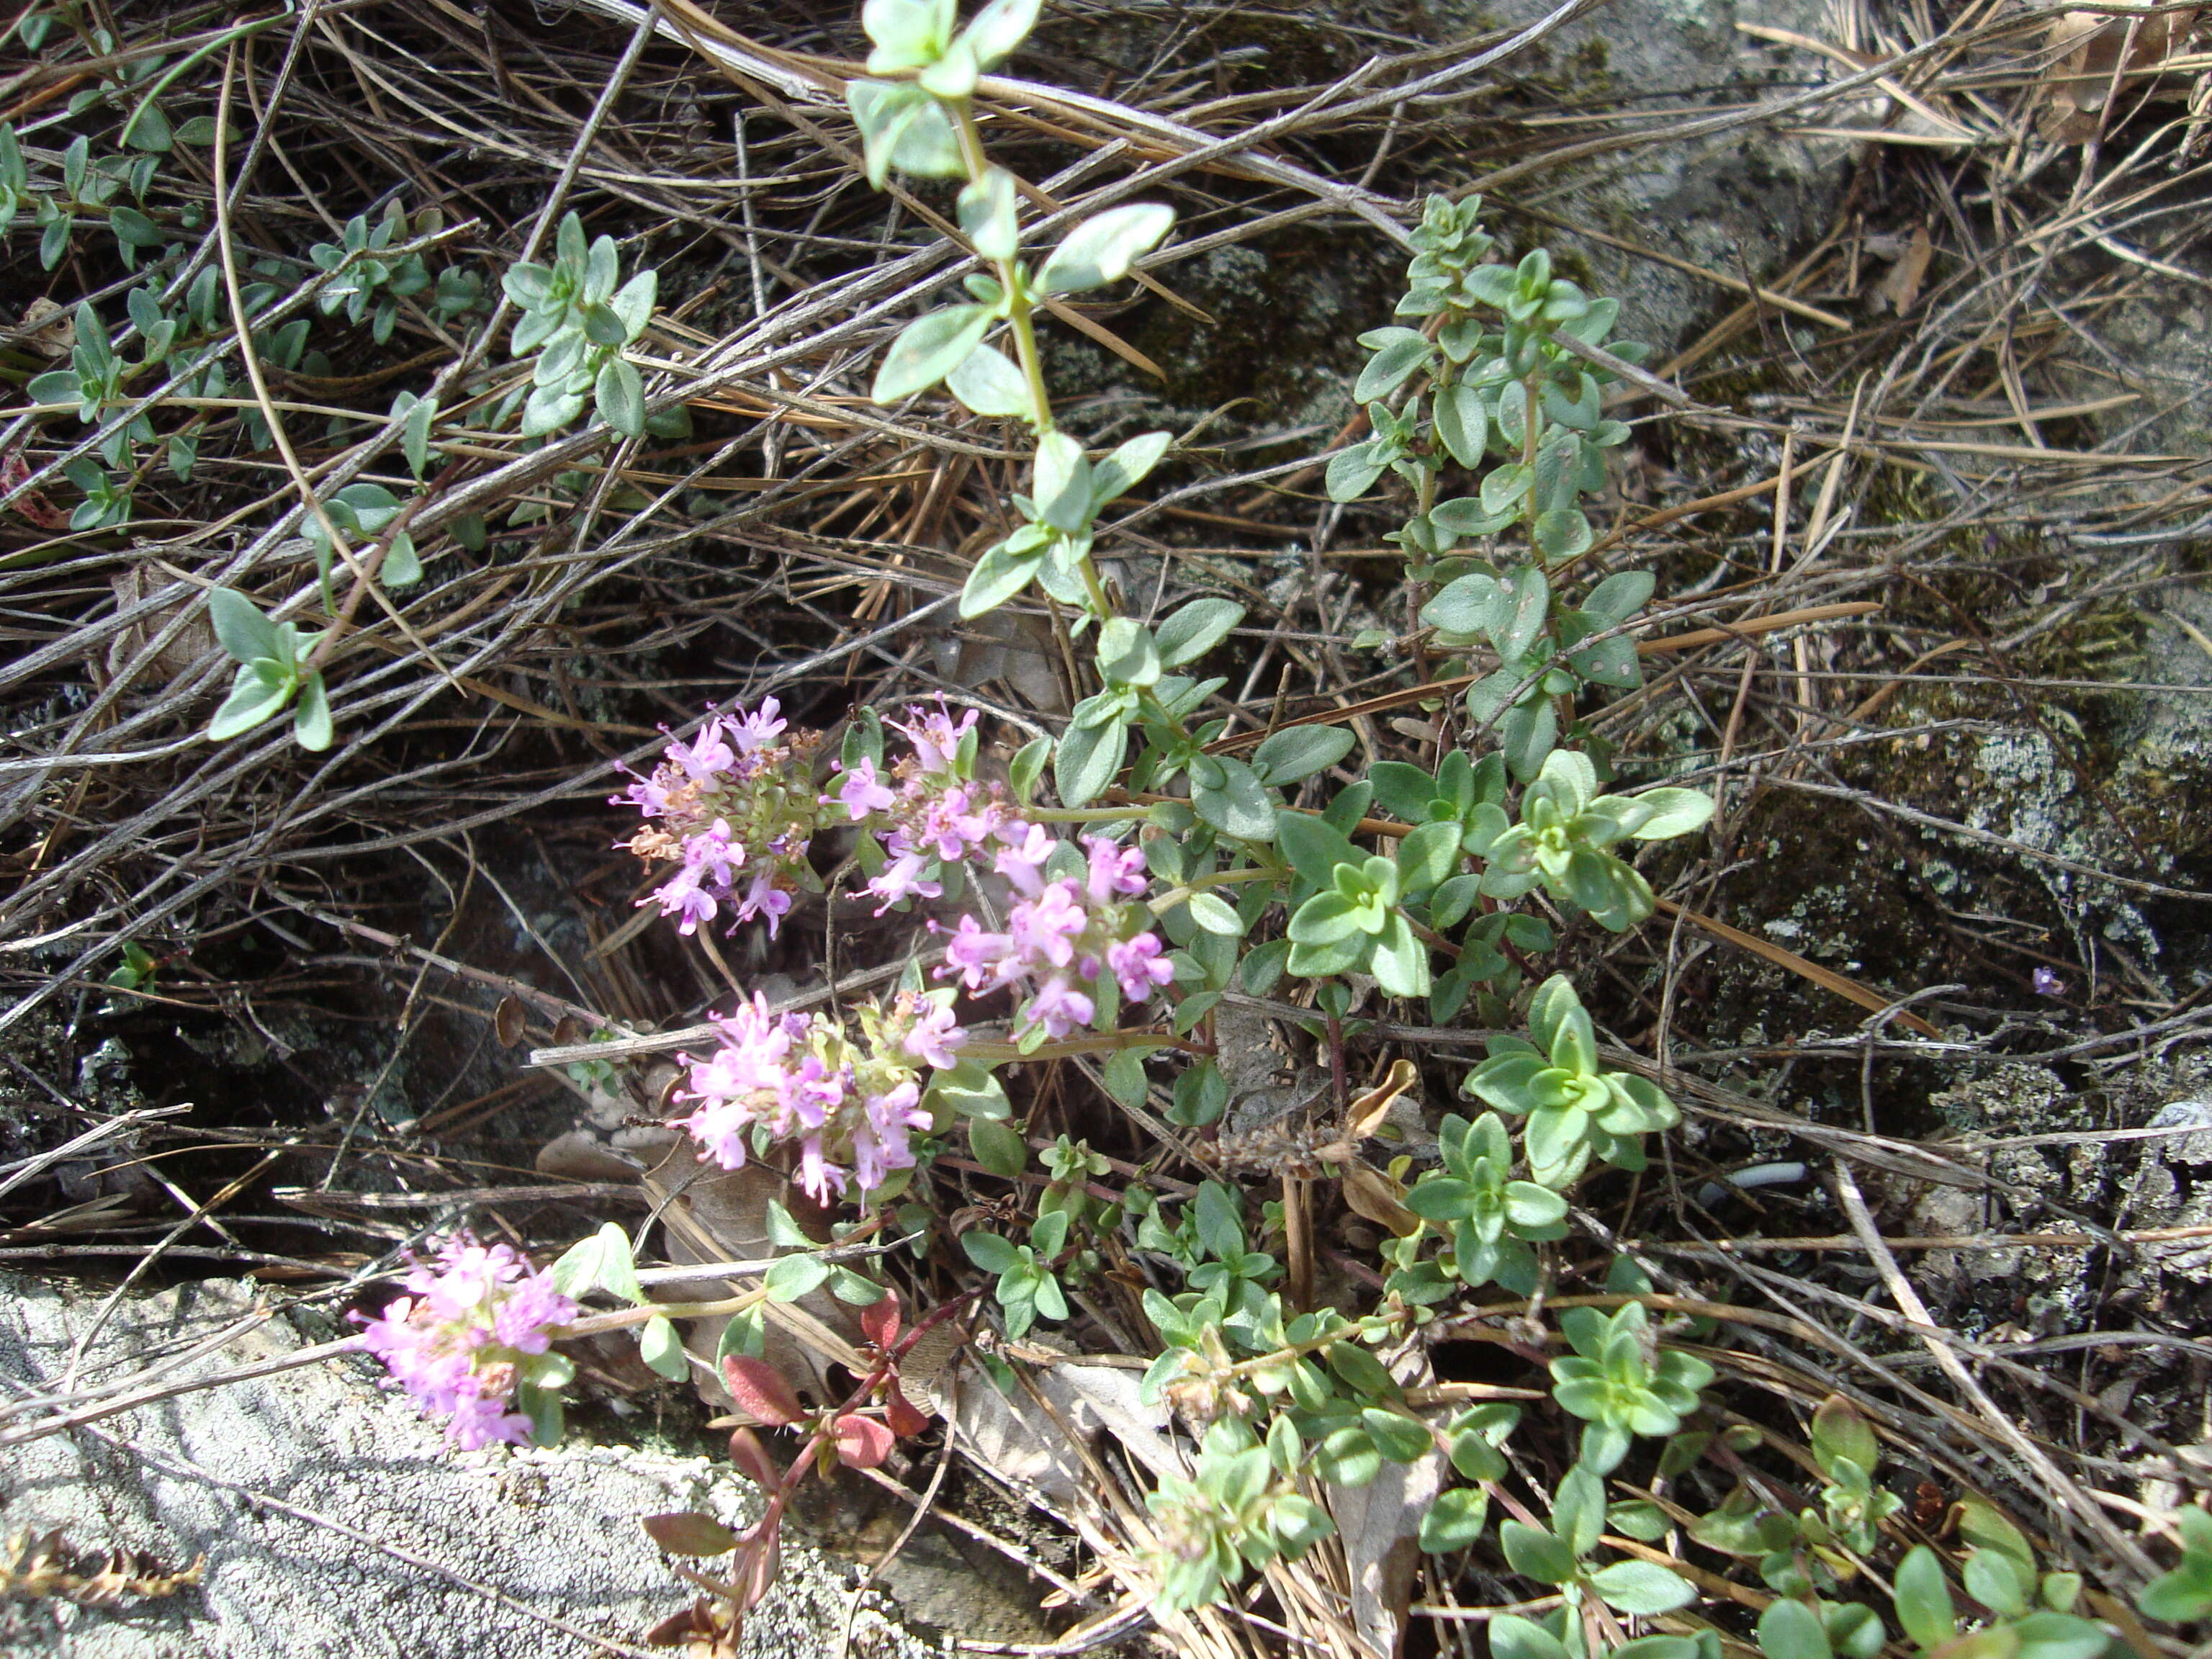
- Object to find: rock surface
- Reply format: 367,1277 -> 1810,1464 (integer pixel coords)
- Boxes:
0,1274 -> 930,1659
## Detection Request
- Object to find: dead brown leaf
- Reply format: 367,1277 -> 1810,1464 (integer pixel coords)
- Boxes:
2037,4 -> 2198,140
1874,223 -> 1934,315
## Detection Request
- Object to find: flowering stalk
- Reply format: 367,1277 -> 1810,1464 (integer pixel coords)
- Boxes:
938,830 -> 1175,1043
676,988 -> 963,1203
616,698 -> 824,938
350,1234 -> 578,1449
824,700 -> 1032,912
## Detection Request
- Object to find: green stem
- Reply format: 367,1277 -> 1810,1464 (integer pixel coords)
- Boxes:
949,103 -> 1053,438
946,97 -> 1120,624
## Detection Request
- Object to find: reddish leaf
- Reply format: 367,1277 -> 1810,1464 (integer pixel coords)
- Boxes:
639,1511 -> 742,1557
736,1526 -> 781,1612
859,1289 -> 902,1352
727,1426 -> 783,1488
884,1381 -> 930,1440
833,1412 -> 896,1470
720,1354 -> 803,1426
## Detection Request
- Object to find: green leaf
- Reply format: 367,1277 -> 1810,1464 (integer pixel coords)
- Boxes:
1354,327 -> 1432,402
1552,1462 -> 1606,1556
863,0 -> 954,68
961,535 -> 1046,618
1951,1496 -> 2033,1573
1422,573 -> 1499,636
1193,1182 -> 1244,1259
1495,564 -> 1552,663
1360,1407 -> 1433,1464
207,587 -> 281,665
1190,755 -> 1274,840
765,1252 -> 832,1302
1036,202 -> 1174,294
950,171 -> 1017,266
1419,1486 -> 1491,1552
961,0 -> 1041,65
595,355 -> 646,438
1491,1615 -> 1571,1659
1434,381 -> 1490,467
968,1115 -> 1029,1178
209,660 -> 294,741
963,1230 -> 1020,1274
1275,808 -> 1360,885
1091,430 -> 1173,504
1964,1549 -> 2031,1619
946,341 -> 1031,417
1758,1597 -> 1833,1659
1325,441 -> 1385,503
1033,431 -> 1094,534
1097,616 -> 1161,688
924,1059 -> 1010,1120
847,78 -> 963,184
2008,1614 -> 2109,1659
1591,1560 -> 1696,1614
1581,569 -> 1655,629
1368,912 -> 1431,999
1501,1521 -> 1576,1585
1395,819 -> 1462,894
1154,597 -> 1243,666
1252,724 -> 1353,787
292,669 -> 333,751
174,115 -> 237,145
1620,786 -> 1714,840
1184,891 -> 1244,936
873,304 -> 992,402
1894,1546 -> 1956,1650
121,99 -> 172,153
1101,1044 -> 1156,1108
108,205 -> 160,248
2136,1557 -> 2212,1623
399,393 -> 437,480
549,1221 -> 642,1300
639,1314 -> 689,1381
1054,714 -> 1127,806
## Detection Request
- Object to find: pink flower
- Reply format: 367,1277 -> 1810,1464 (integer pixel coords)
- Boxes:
799,1135 -> 845,1202
887,701 -> 978,775
854,1081 -> 927,1190
1008,883 -> 1087,968
618,702 -> 823,944
827,757 -> 896,822
736,870 -> 793,938
613,770 -> 673,817
728,697 -> 786,755
1027,976 -> 1094,1040
868,850 -> 943,912
942,915 -> 1018,992
351,1235 -> 576,1449
993,823 -> 1054,897
1084,837 -> 1148,902
1107,932 -> 1176,1001
665,719 -> 736,784
898,998 -> 966,1070
678,992 -> 947,1201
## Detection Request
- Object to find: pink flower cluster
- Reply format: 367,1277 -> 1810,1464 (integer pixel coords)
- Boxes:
822,701 -> 1031,913
678,989 -> 963,1202
351,1235 -> 576,1449
616,699 -> 822,939
939,832 -> 1176,1039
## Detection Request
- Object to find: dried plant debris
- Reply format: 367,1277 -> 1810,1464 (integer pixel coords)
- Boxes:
0,1529 -> 205,1608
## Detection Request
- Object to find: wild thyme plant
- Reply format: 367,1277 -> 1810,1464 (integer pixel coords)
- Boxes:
312,0 -> 1748,1627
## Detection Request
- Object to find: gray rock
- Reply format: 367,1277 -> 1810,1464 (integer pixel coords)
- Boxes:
1437,0 -> 1856,351
0,1274 -> 933,1659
